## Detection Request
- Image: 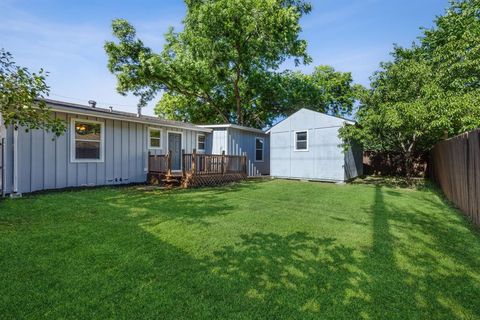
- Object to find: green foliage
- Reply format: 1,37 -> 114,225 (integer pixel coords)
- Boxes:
341,0 -> 480,175
154,65 -> 360,124
105,0 -> 313,128
0,49 -> 66,135
276,65 -> 362,116
1,181 -> 480,318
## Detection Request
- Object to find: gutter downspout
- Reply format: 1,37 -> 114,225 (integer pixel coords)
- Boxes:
1,138 -> 4,198
11,126 -> 21,197
224,127 -> 229,156
0,114 -> 4,197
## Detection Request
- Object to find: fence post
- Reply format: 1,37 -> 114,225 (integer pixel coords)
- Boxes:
192,149 -> 197,174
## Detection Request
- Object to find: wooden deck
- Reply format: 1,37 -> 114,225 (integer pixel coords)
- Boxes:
148,150 -> 247,188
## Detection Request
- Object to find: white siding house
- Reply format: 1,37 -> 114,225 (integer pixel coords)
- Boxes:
1,99 -> 211,195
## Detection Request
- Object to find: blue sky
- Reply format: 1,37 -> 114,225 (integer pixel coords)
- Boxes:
1,0 -> 449,116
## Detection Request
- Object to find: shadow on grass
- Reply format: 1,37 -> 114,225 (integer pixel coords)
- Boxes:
2,181 -> 480,319
361,186 -> 480,319
352,176 -> 429,189
99,180 -> 271,226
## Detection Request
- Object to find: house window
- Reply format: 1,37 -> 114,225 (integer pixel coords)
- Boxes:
71,119 -> 104,162
197,134 -> 206,151
149,128 -> 162,149
255,137 -> 264,162
295,131 -> 308,151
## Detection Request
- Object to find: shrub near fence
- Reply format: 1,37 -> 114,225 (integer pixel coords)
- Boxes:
363,151 -> 428,177
431,129 -> 480,226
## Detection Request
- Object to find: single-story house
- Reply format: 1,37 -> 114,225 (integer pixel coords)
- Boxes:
200,124 -> 270,177
0,99 -> 268,196
267,108 -> 363,182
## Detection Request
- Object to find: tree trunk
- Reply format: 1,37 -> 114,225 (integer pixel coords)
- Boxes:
400,136 -> 417,184
233,67 -> 242,125
404,152 -> 414,182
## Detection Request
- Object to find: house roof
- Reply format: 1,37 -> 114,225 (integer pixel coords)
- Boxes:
199,124 -> 267,134
265,108 -> 355,133
42,99 -> 212,133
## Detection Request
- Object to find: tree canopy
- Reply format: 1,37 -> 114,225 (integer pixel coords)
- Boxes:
0,49 -> 66,135
154,65 -> 360,124
105,0 -> 314,128
340,0 -> 480,176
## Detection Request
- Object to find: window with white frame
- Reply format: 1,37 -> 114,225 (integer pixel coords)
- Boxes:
197,134 -> 206,151
295,131 -> 308,151
149,128 -> 162,149
255,137 -> 264,161
71,119 -> 104,161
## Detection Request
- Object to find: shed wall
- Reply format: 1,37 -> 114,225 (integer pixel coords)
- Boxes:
270,109 -> 360,182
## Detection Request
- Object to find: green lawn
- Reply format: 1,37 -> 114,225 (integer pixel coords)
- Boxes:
1,180 -> 480,319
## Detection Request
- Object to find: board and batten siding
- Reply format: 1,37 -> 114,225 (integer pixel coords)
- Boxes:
3,111 -> 201,194
227,128 -> 269,176
269,108 -> 362,182
204,127 -> 269,176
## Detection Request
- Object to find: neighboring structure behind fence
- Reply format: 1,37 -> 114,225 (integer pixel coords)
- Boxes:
431,129 -> 480,226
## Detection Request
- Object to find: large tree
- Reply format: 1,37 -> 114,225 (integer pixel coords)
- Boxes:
154,65 -> 361,123
0,49 -> 66,135
340,0 -> 480,177
105,0 -> 313,128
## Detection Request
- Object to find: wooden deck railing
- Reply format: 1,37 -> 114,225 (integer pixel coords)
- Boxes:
182,150 -> 247,175
148,149 -> 247,183
148,152 -> 171,174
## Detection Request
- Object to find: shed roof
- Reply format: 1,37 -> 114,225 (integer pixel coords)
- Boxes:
265,108 -> 355,133
42,99 -> 212,133
199,124 -> 267,134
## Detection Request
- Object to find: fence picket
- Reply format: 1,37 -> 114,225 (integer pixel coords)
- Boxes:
432,129 -> 480,226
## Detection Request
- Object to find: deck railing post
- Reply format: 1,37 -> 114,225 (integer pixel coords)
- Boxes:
221,150 -> 225,175
167,150 -> 172,176
181,149 -> 185,177
192,149 -> 197,174
243,152 -> 247,176
148,151 -> 151,173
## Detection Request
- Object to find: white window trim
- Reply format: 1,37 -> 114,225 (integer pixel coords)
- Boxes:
294,130 -> 309,152
255,137 -> 264,162
197,133 -> 206,152
148,127 -> 163,150
166,131 -> 184,171
70,118 -> 105,163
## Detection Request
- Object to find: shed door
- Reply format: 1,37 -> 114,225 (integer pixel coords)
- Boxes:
168,132 -> 182,171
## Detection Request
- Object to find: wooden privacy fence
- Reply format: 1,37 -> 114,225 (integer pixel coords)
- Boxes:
431,129 -> 480,226
148,150 -> 247,188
